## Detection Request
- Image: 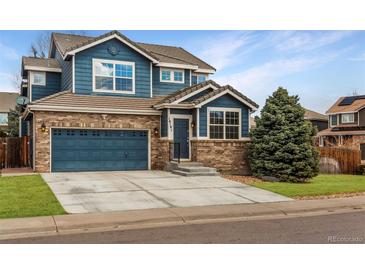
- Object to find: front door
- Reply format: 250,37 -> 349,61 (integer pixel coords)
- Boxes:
173,118 -> 190,159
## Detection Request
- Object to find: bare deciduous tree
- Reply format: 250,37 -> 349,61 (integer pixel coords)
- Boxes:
29,31 -> 51,58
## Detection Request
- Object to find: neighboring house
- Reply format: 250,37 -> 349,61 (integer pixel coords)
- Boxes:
304,108 -> 328,132
317,95 -> 365,160
0,92 -> 18,133
20,30 -> 258,174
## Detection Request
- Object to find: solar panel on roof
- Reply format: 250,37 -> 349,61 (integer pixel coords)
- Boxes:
339,95 -> 365,106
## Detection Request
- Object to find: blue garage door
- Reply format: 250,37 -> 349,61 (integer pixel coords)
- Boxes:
52,129 -> 148,172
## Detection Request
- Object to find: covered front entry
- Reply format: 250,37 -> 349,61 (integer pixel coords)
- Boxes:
51,128 -> 149,172
173,118 -> 190,159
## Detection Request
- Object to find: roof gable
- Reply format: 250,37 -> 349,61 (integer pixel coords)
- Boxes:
326,95 -> 365,114
50,31 -> 216,72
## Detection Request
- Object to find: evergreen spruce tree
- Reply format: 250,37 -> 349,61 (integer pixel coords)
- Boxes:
249,87 -> 319,182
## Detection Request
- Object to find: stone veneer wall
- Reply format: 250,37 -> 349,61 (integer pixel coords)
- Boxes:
33,111 -> 163,172
191,140 -> 251,175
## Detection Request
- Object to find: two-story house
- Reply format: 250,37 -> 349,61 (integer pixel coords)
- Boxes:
318,95 -> 365,160
20,30 -> 258,174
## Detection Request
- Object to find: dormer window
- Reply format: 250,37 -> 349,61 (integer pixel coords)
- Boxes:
191,73 -> 207,85
93,59 -> 135,94
160,68 -> 184,84
342,113 -> 355,123
31,72 -> 46,86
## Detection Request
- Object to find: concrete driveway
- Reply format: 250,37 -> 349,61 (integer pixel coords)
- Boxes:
42,171 -> 292,214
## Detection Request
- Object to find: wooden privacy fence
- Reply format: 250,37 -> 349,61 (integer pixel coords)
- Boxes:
0,136 -> 30,169
318,147 -> 361,174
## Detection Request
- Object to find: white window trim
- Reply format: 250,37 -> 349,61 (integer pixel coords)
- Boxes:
31,71 -> 46,86
207,107 -> 242,140
329,114 -> 338,127
341,113 -> 355,124
92,58 -> 135,94
160,67 -> 185,84
191,73 -> 208,85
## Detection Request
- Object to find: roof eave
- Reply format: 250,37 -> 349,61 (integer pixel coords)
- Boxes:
63,33 -> 159,63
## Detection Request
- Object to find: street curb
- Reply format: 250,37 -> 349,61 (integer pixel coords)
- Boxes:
1,196 -> 365,240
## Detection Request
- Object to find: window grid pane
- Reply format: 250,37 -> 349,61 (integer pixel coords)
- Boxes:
197,75 -> 206,83
116,78 -> 133,91
115,64 -> 133,78
161,70 -> 171,81
95,62 -> 113,76
174,71 -> 183,82
95,76 -> 113,90
226,125 -> 239,139
209,125 -> 224,139
210,111 -> 224,125
33,73 -> 45,85
226,112 -> 239,125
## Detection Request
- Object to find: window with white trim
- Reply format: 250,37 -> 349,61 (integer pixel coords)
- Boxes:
160,68 -> 184,83
209,109 -> 240,139
93,59 -> 134,93
330,115 -> 338,127
0,113 -> 8,125
31,72 -> 46,86
191,73 -> 207,85
341,113 -> 355,123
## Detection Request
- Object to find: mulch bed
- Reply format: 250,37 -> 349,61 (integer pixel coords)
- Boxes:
222,175 -> 263,185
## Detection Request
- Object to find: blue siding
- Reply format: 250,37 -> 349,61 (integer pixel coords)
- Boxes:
192,108 -> 197,137
152,67 -> 190,96
74,38 -> 151,97
170,109 -> 192,115
199,94 -> 250,138
55,50 -> 72,90
31,72 -> 61,101
161,109 -> 168,137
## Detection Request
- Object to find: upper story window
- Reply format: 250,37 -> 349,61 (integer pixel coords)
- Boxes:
191,74 -> 207,85
160,68 -> 184,84
208,108 -> 241,140
93,59 -> 135,94
31,72 -> 46,86
341,113 -> 355,124
330,115 -> 338,127
0,113 -> 8,125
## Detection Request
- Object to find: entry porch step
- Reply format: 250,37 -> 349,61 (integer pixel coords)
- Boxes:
168,161 -> 219,177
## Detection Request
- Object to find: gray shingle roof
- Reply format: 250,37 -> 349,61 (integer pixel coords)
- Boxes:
155,80 -> 221,105
51,31 -> 216,71
304,108 -> 328,121
191,85 -> 259,109
29,90 -> 166,112
22,56 -> 61,70
0,92 -> 19,112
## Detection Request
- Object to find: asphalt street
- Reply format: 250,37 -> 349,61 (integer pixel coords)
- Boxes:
2,211 -> 365,244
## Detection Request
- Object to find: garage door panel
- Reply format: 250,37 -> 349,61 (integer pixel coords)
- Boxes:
52,129 -> 148,172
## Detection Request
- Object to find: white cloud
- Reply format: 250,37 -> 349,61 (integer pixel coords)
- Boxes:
195,31 -> 259,70
0,42 -> 18,60
271,31 -> 353,53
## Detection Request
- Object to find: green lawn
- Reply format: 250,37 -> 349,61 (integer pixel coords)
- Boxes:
0,175 -> 65,219
252,174 -> 365,198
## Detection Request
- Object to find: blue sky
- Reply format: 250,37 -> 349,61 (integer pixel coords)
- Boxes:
0,30 -> 364,113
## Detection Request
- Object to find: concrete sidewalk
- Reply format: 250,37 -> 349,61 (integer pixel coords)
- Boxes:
1,195 -> 365,240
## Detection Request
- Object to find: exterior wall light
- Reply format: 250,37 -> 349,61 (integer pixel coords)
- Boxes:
41,122 -> 48,133
153,127 -> 159,137
191,121 -> 196,129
